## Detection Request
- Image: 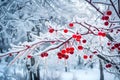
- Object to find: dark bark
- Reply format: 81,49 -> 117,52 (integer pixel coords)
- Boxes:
65,66 -> 68,72
99,60 -> 104,80
118,0 -> 120,14
97,54 -> 120,73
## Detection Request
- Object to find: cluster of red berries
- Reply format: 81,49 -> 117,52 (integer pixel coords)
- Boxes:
110,43 -> 120,51
105,63 -> 112,68
57,47 -> 75,60
40,52 -> 48,58
98,31 -> 106,37
83,54 -> 93,60
101,10 -> 112,26
57,52 -> 69,60
72,34 -> 82,42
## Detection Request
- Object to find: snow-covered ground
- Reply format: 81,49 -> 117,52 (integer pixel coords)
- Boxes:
40,68 -> 117,80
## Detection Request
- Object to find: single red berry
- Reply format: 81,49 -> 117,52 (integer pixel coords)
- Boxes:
102,16 -> 105,20
104,22 -> 109,26
89,55 -> 93,59
64,29 -> 68,33
58,56 -> 62,59
102,32 -> 106,37
111,46 -> 115,50
118,47 -> 120,51
69,52 -> 74,54
82,39 -> 86,43
69,23 -> 74,27
107,42 -> 111,46
106,63 -> 112,68
49,28 -> 54,33
64,55 -> 69,60
66,48 -> 70,53
76,35 -> 82,39
78,45 -> 83,50
98,32 -> 102,36
44,52 -> 48,57
72,34 -> 77,38
57,52 -> 62,56
40,53 -> 44,58
106,10 -> 112,16
61,49 -> 66,54
114,44 -> 119,48
70,47 -> 75,51
76,38 -> 80,42
83,55 -> 88,59
107,64 -> 112,68
27,55 -> 32,58
9,53 -> 12,56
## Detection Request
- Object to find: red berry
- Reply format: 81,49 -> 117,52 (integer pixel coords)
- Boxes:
69,23 -> 74,27
102,32 -> 106,37
104,22 -> 109,26
58,56 -> 62,59
107,42 -> 111,46
69,52 -> 74,54
114,44 -> 119,48
104,16 -> 109,20
111,46 -> 115,50
44,52 -> 48,57
72,34 -> 77,38
89,55 -> 93,59
27,55 -> 32,58
83,55 -> 88,59
49,28 -> 54,33
64,29 -> 68,33
118,47 -> 120,51
82,39 -> 86,43
98,32 -> 102,36
106,63 -> 112,68
40,53 -> 44,58
78,45 -> 83,50
102,16 -> 105,20
106,10 -> 112,16
61,49 -> 66,54
64,55 -> 69,60
76,35 -> 82,39
70,47 -> 75,51
66,48 -> 70,53
57,52 -> 62,56
9,53 -> 12,56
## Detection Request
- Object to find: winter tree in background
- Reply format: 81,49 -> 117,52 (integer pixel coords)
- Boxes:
0,0 -> 120,80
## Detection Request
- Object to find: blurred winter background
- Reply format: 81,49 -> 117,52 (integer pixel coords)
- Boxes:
0,0 -> 120,80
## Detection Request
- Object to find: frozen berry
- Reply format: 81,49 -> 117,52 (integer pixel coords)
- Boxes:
104,22 -> 109,26
106,10 -> 112,16
78,45 -> 83,50
69,23 -> 74,27
64,29 -> 68,33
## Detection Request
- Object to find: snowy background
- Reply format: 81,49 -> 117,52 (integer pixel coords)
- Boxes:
0,0 -> 120,80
